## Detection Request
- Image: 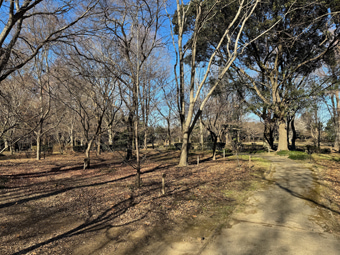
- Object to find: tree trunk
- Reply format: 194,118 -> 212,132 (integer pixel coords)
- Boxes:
179,131 -> 190,166
4,139 -> 9,151
97,132 -> 101,155
135,115 -> 141,188
291,117 -> 297,150
144,126 -> 147,150
167,118 -> 172,146
36,123 -> 42,160
287,117 -> 291,148
126,113 -> 133,160
10,142 -> 14,155
225,132 -> 231,149
84,139 -> 94,169
108,126 -> 113,146
277,119 -> 288,151
317,121 -> 321,152
264,120 -> 275,150
85,140 -> 93,159
70,128 -> 74,152
335,92 -> 340,152
36,134 -> 41,160
212,133 -> 217,160
200,117 -> 204,150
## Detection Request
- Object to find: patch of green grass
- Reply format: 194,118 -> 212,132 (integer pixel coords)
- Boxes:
277,150 -> 309,160
276,150 -> 290,156
331,156 -> 340,162
313,153 -> 340,162
288,152 -> 309,160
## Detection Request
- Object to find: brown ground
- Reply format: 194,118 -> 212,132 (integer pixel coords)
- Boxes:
0,150 -> 266,255
312,154 -> 340,233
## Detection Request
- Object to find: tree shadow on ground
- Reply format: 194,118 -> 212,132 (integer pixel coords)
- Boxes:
1,152 -> 250,255
11,173 -> 216,255
0,162 -> 174,209
274,181 -> 340,215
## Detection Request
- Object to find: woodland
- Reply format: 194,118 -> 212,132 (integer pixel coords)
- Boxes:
1,0 -> 340,254
1,0 -> 340,169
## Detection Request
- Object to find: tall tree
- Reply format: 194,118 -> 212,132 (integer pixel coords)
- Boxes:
170,0 -> 269,166
101,0 -> 163,186
231,0 -> 339,151
322,48 -> 340,152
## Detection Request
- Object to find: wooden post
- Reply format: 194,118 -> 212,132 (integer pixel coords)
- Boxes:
223,150 -> 225,158
162,173 -> 166,195
197,155 -> 199,166
249,155 -> 251,168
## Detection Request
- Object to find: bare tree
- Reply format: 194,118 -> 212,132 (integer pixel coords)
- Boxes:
54,42 -> 121,168
31,48 -> 60,160
0,0 -> 98,83
139,55 -> 165,150
157,86 -> 176,147
202,82 -> 245,160
101,0 -> 163,187
169,0 -> 264,166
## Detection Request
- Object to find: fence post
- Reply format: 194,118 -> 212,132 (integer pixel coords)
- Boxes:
197,155 -> 199,166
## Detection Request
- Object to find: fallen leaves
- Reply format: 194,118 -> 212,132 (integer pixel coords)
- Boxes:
0,150 -> 260,255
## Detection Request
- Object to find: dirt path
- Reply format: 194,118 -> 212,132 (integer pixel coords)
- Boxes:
144,155 -> 340,255
198,155 -> 340,255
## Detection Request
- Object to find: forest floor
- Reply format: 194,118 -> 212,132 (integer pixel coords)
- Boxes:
0,150 -> 339,254
0,150 -> 269,255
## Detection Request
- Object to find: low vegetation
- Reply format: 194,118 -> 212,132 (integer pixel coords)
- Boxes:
276,150 -> 310,160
